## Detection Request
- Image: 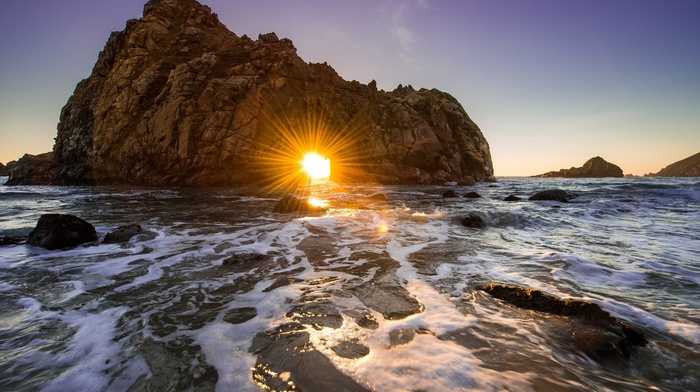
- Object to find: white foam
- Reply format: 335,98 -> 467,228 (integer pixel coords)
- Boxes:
43,306 -> 148,392
594,297 -> 700,344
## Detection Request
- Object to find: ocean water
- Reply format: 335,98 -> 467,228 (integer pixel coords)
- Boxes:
0,176 -> 698,391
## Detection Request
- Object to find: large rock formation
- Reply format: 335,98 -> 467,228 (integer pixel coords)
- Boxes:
8,0 -> 494,187
648,152 -> 700,177
533,157 -> 623,178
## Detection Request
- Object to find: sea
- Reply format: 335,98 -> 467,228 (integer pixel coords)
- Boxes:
1,176 -> 698,391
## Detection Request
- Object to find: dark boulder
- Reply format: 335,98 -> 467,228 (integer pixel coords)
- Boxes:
442,190 -> 459,198
272,195 -> 327,214
529,189 -> 572,202
103,224 -> 143,244
481,283 -> 647,360
461,212 -> 486,228
27,214 -> 98,250
503,195 -> 522,202
463,191 -> 481,198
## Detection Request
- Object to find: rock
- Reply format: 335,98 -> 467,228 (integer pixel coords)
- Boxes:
1,237 -> 26,246
481,283 -> 647,360
250,323 -> 369,391
461,212 -> 486,228
5,153 -> 57,186
9,0 -> 494,187
0,162 -> 7,176
528,189 -> 572,202
533,157 -> 624,178
442,190 -> 459,198
503,195 -> 521,202
223,307 -> 257,324
27,214 -> 98,250
221,252 -> 272,272
648,152 -> 700,177
272,195 -> 326,214
457,176 -> 476,186
330,340 -> 370,359
463,191 -> 481,198
103,224 -> 143,244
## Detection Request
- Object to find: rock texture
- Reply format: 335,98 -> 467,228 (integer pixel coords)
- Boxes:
529,189 -> 573,202
27,214 -> 98,250
533,157 -> 623,178
9,0 -> 494,187
5,153 -> 56,185
481,283 -> 647,360
648,152 -> 700,177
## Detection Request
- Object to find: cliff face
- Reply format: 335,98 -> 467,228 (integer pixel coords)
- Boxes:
10,0 -> 494,187
533,157 -> 624,178
649,152 -> 700,177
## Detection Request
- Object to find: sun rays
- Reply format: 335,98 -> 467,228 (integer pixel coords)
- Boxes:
248,93 -> 373,195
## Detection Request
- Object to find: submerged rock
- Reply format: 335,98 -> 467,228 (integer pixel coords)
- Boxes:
330,340 -> 370,359
250,323 -> 369,391
463,191 -> 481,198
272,195 -> 327,214
503,195 -> 522,202
442,190 -> 459,198
461,212 -> 486,228
0,236 -> 25,246
221,253 -> 272,272
27,214 -> 98,250
223,307 -> 257,324
528,189 -> 572,202
103,224 -> 143,244
481,283 -> 647,360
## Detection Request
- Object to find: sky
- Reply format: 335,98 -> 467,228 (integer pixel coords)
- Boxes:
1,0 -> 699,176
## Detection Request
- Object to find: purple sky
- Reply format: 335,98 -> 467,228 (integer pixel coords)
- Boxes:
1,0 -> 699,176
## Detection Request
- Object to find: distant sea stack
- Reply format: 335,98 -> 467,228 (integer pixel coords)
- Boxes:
647,152 -> 700,177
533,157 -> 623,178
7,0 -> 494,187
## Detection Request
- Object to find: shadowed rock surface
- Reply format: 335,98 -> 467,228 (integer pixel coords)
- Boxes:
481,283 -> 647,360
250,323 -> 369,391
9,0 -> 494,187
27,214 -> 98,250
103,224 -> 143,244
5,153 -> 57,186
533,157 -> 623,178
529,189 -> 572,202
461,212 -> 486,228
648,152 -> 700,177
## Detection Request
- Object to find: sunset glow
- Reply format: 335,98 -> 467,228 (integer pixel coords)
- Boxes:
302,153 -> 331,180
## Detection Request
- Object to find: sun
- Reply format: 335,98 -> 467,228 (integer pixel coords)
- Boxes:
302,153 -> 331,180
